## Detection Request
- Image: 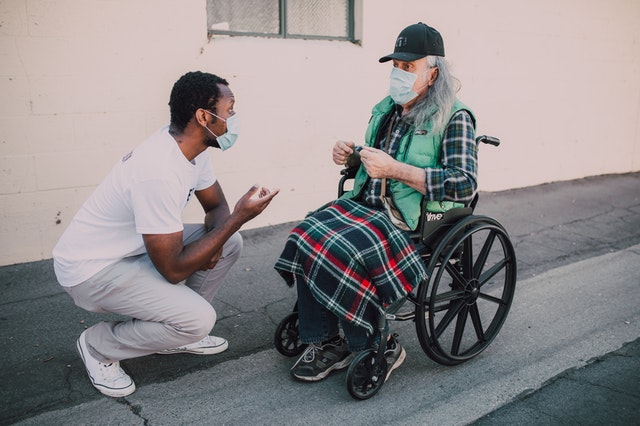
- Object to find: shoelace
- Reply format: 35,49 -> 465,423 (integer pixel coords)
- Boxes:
99,362 -> 124,382
200,336 -> 215,345
301,344 -> 322,362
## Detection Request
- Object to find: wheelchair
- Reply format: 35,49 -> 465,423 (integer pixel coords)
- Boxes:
274,135 -> 517,400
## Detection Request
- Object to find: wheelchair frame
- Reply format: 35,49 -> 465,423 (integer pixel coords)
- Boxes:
274,135 -> 517,400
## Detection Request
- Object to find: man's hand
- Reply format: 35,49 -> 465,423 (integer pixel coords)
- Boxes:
232,184 -> 280,223
333,140 -> 356,166
144,184 -> 279,284
359,146 -> 398,179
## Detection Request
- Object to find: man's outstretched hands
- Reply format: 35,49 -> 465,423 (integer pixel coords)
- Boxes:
233,184 -> 280,223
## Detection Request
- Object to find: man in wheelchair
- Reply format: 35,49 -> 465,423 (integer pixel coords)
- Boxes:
275,22 -> 478,384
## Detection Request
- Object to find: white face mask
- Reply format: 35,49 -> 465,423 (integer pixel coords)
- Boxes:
389,67 -> 419,105
203,110 -> 240,150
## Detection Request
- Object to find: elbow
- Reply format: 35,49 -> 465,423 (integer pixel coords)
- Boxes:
159,269 -> 188,285
448,176 -> 477,205
464,180 -> 478,204
166,276 -> 184,285
462,187 -> 478,206
145,248 -> 192,284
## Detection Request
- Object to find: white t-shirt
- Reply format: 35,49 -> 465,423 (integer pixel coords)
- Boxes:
53,126 -> 216,287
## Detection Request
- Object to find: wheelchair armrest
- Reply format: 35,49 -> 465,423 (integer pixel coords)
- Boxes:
340,166 -> 359,178
338,166 -> 359,197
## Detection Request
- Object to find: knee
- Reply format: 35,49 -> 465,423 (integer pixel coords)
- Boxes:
198,303 -> 217,337
182,300 -> 217,339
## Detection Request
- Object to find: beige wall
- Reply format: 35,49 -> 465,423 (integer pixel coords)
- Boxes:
1,0 -> 639,266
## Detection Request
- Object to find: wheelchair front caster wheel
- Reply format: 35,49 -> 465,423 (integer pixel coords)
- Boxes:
274,312 -> 307,357
346,349 -> 388,400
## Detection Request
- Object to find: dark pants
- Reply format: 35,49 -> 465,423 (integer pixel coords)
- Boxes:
296,275 -> 384,352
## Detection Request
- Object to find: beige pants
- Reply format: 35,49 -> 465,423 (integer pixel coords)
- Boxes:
64,224 -> 242,363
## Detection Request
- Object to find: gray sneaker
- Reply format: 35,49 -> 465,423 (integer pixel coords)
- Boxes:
384,333 -> 406,382
290,337 -> 354,382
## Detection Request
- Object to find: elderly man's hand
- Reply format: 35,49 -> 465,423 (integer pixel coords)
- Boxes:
333,140 -> 356,166
359,146 -> 398,179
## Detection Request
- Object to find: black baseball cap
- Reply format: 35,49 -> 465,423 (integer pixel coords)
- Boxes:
379,22 -> 445,63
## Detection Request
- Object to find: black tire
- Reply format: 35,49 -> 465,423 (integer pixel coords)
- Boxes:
346,349 -> 388,400
274,312 -> 307,357
415,216 -> 517,365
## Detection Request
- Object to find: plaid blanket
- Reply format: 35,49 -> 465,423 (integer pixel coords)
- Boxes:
274,199 -> 427,334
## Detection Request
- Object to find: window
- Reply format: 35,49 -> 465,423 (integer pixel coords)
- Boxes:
207,0 -> 359,42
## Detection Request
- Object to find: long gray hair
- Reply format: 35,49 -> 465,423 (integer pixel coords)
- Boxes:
403,56 -> 461,134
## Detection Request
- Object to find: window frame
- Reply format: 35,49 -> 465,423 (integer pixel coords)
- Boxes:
207,0 -> 358,43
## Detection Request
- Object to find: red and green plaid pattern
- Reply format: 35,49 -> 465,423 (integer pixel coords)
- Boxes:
275,199 -> 427,334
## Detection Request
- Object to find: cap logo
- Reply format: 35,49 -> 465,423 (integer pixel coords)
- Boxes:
395,36 -> 407,48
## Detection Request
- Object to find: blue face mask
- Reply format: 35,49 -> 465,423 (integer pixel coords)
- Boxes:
389,67 -> 419,105
203,110 -> 240,151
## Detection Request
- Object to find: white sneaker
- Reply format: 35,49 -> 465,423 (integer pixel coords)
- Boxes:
76,330 -> 136,397
156,335 -> 229,355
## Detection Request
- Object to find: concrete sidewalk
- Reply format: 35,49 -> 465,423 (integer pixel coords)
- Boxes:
1,172 -> 639,425
473,337 -> 640,425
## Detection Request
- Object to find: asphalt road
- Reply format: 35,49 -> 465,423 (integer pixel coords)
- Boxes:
1,172 -> 639,425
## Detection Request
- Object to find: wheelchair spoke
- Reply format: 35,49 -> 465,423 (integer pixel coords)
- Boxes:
431,289 -> 465,306
477,291 -> 506,305
444,261 -> 467,289
469,302 -> 486,342
435,299 -> 465,338
477,257 -> 509,288
473,229 -> 497,278
451,304 -> 469,355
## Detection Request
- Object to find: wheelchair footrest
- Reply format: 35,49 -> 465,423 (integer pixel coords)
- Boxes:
386,311 -> 415,321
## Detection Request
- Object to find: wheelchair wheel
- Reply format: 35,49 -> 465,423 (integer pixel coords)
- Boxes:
274,312 -> 307,357
416,216 -> 517,366
346,349 -> 388,400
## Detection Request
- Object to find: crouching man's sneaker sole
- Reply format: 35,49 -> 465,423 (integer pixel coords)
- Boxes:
76,331 -> 136,398
156,335 -> 229,355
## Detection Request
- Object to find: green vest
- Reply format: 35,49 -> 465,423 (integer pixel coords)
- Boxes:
341,96 -> 475,230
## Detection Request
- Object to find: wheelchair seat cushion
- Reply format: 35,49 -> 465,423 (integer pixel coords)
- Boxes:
274,199 -> 428,334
